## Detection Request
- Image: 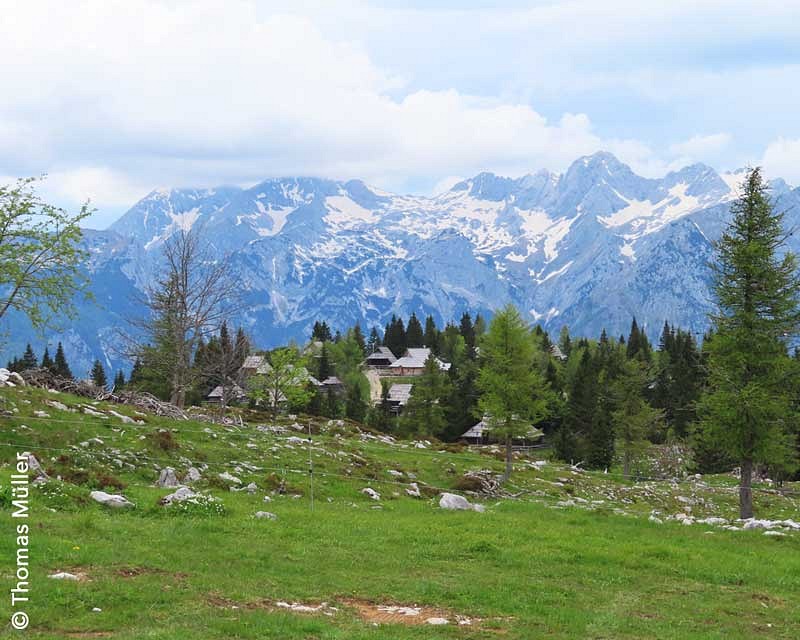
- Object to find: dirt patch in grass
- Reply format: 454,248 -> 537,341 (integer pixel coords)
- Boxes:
113,565 -> 188,580
204,594 -> 481,626
342,598 -> 479,627
63,633 -> 114,639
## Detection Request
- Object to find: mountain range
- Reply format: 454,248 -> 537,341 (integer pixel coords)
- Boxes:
5,151 -> 800,376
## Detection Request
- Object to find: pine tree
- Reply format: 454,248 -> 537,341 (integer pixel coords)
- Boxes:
367,327 -> 381,354
555,348 -> 596,463
459,312 -> 476,356
129,357 -> 143,386
697,167 -> 800,518
318,342 -> 332,380
53,342 -> 72,379
352,323 -> 366,355
40,346 -> 54,371
558,326 -> 572,358
473,314 -> 487,338
91,360 -> 108,388
477,305 -> 552,480
586,390 -> 615,470
405,313 -> 424,348
114,370 -> 126,389
21,343 -> 37,370
311,321 -> 333,342
423,315 -> 439,352
384,315 -> 406,357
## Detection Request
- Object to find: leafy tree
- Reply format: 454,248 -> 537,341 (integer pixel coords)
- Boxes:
0,177 -> 92,330
53,342 -> 72,379
21,344 -> 37,370
91,359 -> 108,389
247,347 -> 314,416
697,168 -> 800,518
477,305 -> 551,480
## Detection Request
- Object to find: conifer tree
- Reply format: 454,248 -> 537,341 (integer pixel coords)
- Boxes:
21,343 -> 37,370
401,354 -> 451,438
383,315 -> 406,357
423,315 -> 439,352
697,167 -> 800,518
352,322 -> 366,355
555,347 -> 596,463
406,313 -> 424,348
459,312 -> 476,356
91,359 -> 108,388
114,370 -> 126,389
366,327 -> 381,354
318,342 -> 332,380
614,359 -> 663,478
473,313 -> 487,338
558,326 -> 572,358
477,305 -> 551,480
40,346 -> 54,371
53,342 -> 72,379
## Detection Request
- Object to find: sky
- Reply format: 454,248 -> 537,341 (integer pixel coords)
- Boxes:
1,0 -> 799,228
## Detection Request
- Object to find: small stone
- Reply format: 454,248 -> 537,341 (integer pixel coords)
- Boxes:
49,572 -> 79,580
426,617 -> 449,625
254,511 -> 277,520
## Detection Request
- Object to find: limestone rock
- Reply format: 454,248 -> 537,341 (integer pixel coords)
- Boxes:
90,491 -> 134,509
156,467 -> 180,488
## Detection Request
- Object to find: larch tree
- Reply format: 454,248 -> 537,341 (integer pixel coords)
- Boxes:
698,167 -> 800,518
477,304 -> 551,481
130,229 -> 236,408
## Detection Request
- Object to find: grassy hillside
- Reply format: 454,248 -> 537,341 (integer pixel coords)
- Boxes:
1,385 -> 799,639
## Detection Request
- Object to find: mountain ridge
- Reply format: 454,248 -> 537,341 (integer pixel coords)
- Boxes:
5,152 -> 800,376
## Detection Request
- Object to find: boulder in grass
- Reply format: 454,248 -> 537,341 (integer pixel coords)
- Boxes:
361,487 -> 380,501
183,467 -> 201,483
254,511 -> 278,520
156,467 -> 180,488
405,482 -> 421,498
439,492 -> 483,512
219,472 -> 241,485
160,487 -> 196,505
90,490 -> 134,509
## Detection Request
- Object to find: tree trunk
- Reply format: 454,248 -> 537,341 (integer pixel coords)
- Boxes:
503,435 -> 512,482
740,457 -> 754,519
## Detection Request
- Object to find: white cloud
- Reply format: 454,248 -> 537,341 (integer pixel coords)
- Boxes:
0,0 -> 797,226
669,133 -> 732,159
762,138 -> 800,184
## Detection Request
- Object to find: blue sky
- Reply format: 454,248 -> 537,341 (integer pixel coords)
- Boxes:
1,0 -> 799,228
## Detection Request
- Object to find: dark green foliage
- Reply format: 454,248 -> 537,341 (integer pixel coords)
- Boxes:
53,342 -> 72,378
459,312 -> 476,356
405,313 -> 424,348
311,320 -> 333,342
366,326 -> 381,354
21,343 -> 38,370
114,370 -> 126,389
401,354 -> 451,438
91,359 -> 107,388
383,315 -> 407,357
696,168 -> 800,518
40,346 -> 54,371
423,315 -> 439,352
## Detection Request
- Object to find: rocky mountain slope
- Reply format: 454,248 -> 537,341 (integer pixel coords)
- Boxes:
4,152 -> 799,375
